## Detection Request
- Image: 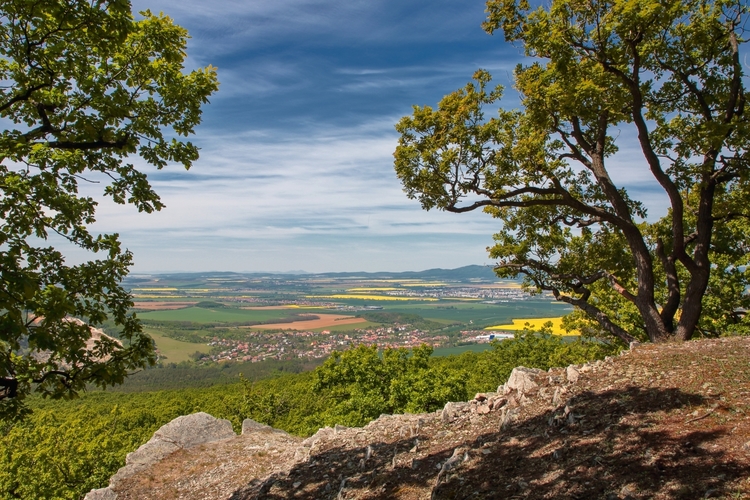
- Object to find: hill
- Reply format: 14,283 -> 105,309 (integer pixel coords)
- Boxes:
86,337 -> 750,499
123,265 -> 502,285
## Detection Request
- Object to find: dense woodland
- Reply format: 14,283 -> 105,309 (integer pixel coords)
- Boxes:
0,331 -> 616,499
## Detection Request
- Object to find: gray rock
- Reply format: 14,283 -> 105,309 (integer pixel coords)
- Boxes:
84,487 -> 117,500
125,439 -> 180,467
566,365 -> 580,384
152,412 -> 235,448
488,395 -> 507,411
476,403 -> 491,415
91,412 -> 236,497
552,387 -> 563,406
242,418 -> 273,434
441,401 -> 468,423
505,367 -> 543,395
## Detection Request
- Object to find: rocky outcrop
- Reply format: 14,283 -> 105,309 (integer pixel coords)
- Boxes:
85,412 -> 236,500
86,337 -> 750,499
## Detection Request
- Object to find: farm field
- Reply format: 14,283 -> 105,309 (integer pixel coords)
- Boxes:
133,301 -> 198,310
383,299 -> 571,327
138,307 -> 306,324
247,314 -> 367,331
124,268 -> 579,365
486,317 -> 580,336
146,330 -> 211,363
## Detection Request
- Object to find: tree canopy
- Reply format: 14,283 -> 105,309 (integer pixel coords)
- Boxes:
0,0 -> 218,419
394,0 -> 749,344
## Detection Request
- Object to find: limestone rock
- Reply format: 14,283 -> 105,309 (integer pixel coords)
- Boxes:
91,412 -> 236,497
84,487 -> 117,500
242,418 -> 273,434
566,365 -> 580,384
441,401 -> 468,423
505,367 -> 543,395
152,412 -> 235,449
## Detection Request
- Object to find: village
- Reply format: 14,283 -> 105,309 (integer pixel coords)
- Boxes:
200,324 -> 464,363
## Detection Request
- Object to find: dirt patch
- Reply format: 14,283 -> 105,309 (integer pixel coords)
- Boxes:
247,314 -> 367,331
132,301 -> 198,310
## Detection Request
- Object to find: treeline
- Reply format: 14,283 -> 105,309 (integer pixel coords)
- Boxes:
0,332 -> 619,500
109,358 -> 323,392
359,311 -> 450,331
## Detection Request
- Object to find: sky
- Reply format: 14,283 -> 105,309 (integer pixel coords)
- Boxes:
80,0 -> 664,274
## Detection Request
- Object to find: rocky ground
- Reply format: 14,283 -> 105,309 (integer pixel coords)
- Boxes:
89,337 -> 750,499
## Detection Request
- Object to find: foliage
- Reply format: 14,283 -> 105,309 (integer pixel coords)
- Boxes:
359,311 -> 447,330
394,0 -> 750,344
194,301 -> 227,309
0,0 -> 218,419
455,326 -> 621,392
109,357 -> 323,392
311,344 -> 468,426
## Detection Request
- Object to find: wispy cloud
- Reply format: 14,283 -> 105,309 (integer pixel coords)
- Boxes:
79,0 -> 670,273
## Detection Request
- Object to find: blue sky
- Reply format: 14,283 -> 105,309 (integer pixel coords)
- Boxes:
80,0 -> 525,273
83,0 -> 665,274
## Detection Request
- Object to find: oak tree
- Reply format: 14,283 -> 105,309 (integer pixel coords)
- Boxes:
395,0 -> 749,344
0,0 -> 218,418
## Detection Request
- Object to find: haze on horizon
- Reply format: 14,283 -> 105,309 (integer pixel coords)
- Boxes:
75,0 -> 666,274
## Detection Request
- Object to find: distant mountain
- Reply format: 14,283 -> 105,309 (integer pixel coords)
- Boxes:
125,265 -> 503,284
310,265 -> 500,282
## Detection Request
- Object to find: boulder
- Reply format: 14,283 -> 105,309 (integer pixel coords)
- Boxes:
505,367 -> 543,395
242,418 -> 273,434
151,412 -> 235,449
86,412 -> 236,499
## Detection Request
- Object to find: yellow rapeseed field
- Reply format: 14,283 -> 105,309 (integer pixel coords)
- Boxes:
131,288 -> 178,291
401,282 -> 447,287
309,294 -> 438,301
485,317 -> 579,336
346,287 -> 400,291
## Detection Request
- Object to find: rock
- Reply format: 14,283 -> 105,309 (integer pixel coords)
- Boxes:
505,367 -> 543,395
474,393 -> 487,402
629,341 -> 641,350
97,412 -> 236,495
500,408 -> 520,429
242,418 -> 273,434
124,440 -> 180,468
476,404 -> 491,415
152,412 -> 235,449
488,395 -> 507,411
552,387 -> 563,406
441,402 -> 468,423
566,365 -> 580,384
84,487 -> 117,500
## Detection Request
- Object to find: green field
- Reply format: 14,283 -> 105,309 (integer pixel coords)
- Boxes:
146,330 -> 211,363
383,299 -> 572,327
138,307 -> 307,324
